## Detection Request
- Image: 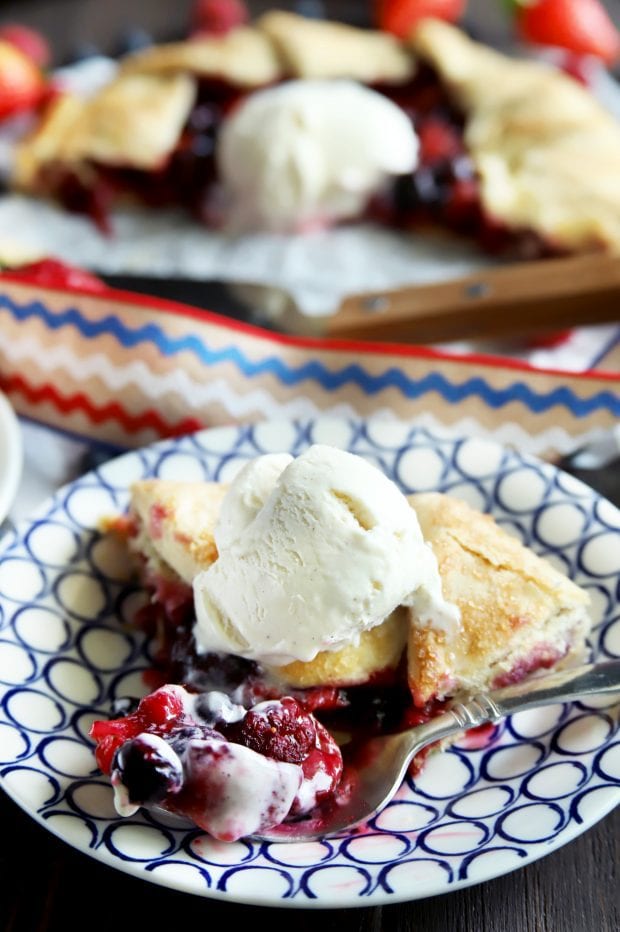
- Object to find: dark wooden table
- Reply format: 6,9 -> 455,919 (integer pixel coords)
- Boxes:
1,790 -> 618,931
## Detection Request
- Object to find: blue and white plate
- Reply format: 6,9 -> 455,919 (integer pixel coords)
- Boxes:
0,389 -> 22,526
0,418 -> 618,908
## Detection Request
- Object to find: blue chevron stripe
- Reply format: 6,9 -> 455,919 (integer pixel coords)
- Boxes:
2,293 -> 619,418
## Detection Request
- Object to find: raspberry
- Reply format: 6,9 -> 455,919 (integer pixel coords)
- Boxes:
228,698 -> 317,764
94,734 -> 125,774
90,712 -> 143,773
136,686 -> 184,728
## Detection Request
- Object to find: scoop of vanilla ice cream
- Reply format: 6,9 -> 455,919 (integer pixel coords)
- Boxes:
216,453 -> 293,551
193,445 -> 458,665
216,80 -> 419,232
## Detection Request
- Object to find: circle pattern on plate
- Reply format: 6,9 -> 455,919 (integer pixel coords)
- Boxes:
0,418 -> 618,908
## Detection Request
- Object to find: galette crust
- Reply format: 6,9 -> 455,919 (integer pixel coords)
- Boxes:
411,18 -> 620,252
130,479 -> 227,585
14,72 -> 196,184
406,492 -> 591,705
120,26 -> 283,87
13,94 -> 86,190
257,11 -> 415,83
268,607 -> 409,688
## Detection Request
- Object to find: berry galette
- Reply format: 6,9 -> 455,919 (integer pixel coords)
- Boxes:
12,12 -> 620,255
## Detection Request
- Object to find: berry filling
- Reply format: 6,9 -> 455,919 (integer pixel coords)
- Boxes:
373,64 -> 562,258
90,685 -> 343,841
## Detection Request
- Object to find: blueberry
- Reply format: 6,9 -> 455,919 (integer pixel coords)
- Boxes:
450,154 -> 475,182
190,135 -> 215,159
194,692 -> 245,728
115,735 -> 183,805
169,723 -> 224,755
188,104 -> 219,133
293,1 -> 325,18
393,169 -> 442,213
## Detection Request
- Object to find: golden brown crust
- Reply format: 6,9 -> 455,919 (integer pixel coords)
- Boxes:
267,607 -> 409,688
13,95 -> 85,191
14,72 -> 196,187
257,11 -> 415,83
406,492 -> 590,704
410,18 -> 620,252
130,479 -> 228,584
120,26 -> 283,87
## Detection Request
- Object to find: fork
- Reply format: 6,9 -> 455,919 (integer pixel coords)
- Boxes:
252,660 -> 620,843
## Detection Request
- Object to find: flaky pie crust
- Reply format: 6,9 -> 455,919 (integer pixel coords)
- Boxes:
406,492 -> 590,705
120,26 -> 283,87
256,11 -> 415,83
14,72 -> 196,188
411,18 -> 620,253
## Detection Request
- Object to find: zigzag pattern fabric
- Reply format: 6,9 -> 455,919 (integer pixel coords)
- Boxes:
0,277 -> 618,458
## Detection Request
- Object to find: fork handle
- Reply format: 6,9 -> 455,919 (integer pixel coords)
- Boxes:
449,660 -> 620,731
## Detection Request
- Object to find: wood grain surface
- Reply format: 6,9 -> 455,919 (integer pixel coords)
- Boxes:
327,254 -> 620,344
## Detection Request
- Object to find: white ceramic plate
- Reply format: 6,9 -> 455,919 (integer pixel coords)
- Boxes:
0,390 -> 22,525
0,418 -> 618,908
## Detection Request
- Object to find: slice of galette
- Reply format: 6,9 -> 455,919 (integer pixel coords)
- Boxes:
94,467 -> 591,839
406,492 -> 591,711
110,473 -> 591,707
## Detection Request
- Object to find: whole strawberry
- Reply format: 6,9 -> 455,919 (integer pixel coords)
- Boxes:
0,23 -> 50,68
516,0 -> 620,65
0,40 -> 45,120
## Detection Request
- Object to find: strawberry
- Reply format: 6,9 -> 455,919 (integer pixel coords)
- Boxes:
516,0 -> 620,65
376,0 -> 467,40
0,23 -> 50,69
190,0 -> 249,37
0,40 -> 45,120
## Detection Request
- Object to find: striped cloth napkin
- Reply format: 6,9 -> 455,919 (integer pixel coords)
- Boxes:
0,263 -> 618,463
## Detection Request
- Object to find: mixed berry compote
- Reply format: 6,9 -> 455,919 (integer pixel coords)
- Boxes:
91,684 -> 343,842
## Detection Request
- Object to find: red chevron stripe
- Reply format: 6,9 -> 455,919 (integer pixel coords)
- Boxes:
0,373 -> 205,438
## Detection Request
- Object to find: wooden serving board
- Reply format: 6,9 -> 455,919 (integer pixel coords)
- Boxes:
325,253 -> 620,344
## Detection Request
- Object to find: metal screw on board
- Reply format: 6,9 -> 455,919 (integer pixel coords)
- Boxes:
464,282 -> 490,299
361,296 -> 391,313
